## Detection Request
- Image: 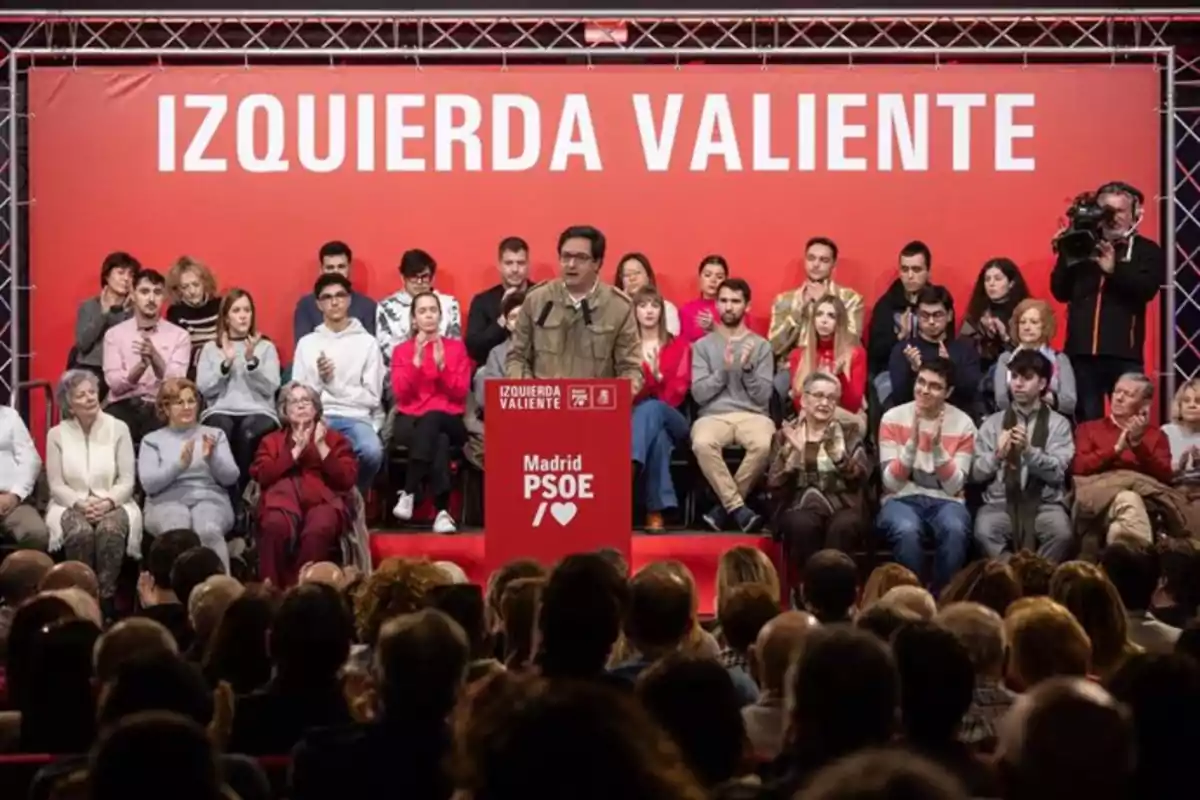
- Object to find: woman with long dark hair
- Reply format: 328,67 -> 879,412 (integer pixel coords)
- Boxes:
959,258 -> 1030,372
678,255 -> 729,344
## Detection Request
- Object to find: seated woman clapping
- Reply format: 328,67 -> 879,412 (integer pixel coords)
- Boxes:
787,295 -> 867,431
45,370 -> 143,609
389,291 -> 472,533
251,381 -> 358,587
993,298 -> 1077,417
768,371 -> 870,572
631,287 -> 691,533
196,289 -> 280,502
139,378 -> 240,570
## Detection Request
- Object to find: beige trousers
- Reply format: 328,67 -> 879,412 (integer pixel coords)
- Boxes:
1105,490 -> 1153,544
691,412 -> 776,512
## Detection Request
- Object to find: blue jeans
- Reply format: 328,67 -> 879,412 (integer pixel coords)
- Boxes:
326,416 -> 383,492
876,494 -> 971,592
632,399 -> 689,512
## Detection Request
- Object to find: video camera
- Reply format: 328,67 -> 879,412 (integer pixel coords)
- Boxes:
1052,191 -> 1117,263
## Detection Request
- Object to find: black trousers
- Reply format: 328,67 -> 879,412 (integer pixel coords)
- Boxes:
776,505 -> 864,573
1072,355 -> 1143,422
105,397 -> 163,447
204,413 -> 280,490
393,411 -> 467,508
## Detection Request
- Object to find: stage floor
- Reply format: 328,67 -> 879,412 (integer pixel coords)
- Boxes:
369,530 -> 779,616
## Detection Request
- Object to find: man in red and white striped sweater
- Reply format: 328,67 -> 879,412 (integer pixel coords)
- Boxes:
876,357 -> 977,592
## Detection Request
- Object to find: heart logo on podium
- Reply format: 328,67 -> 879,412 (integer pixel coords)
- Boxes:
550,502 -> 579,527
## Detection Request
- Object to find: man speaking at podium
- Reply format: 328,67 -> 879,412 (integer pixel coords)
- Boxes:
506,225 -> 643,393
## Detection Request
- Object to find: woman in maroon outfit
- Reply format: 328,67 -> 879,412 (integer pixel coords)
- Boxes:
251,381 -> 358,587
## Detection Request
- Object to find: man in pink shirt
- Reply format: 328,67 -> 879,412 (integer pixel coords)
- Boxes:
103,268 -> 191,444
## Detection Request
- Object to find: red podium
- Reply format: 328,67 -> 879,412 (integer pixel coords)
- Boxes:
484,379 -> 632,574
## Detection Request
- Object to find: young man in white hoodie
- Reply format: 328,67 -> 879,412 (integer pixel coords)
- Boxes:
293,273 -> 385,492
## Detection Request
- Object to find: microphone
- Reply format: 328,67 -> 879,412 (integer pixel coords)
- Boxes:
536,302 -> 554,328
581,300 -> 593,327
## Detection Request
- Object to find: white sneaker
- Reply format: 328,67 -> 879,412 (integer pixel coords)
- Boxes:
433,510 -> 457,534
393,492 -> 414,521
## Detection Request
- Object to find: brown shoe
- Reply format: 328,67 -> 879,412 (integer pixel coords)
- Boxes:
645,512 -> 665,533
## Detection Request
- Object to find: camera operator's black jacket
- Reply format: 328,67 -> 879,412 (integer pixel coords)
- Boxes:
1049,235 -> 1164,362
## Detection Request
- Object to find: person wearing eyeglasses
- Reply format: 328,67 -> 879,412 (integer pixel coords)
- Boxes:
139,378 -> 240,570
886,285 -> 981,417
376,248 -> 463,372
768,371 -> 870,571
292,273 -> 385,494
293,241 -> 377,344
505,225 -> 642,390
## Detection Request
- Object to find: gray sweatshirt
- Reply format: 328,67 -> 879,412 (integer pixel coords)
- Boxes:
138,425 -> 240,506
75,297 -> 133,368
196,338 -> 281,421
691,331 -> 775,418
971,404 -> 1075,506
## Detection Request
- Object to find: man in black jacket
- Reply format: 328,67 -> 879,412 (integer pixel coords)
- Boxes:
1050,182 -> 1165,422
465,236 -> 533,365
866,241 -> 934,404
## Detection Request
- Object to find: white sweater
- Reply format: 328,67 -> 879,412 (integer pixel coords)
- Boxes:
292,318 -> 384,430
0,405 -> 41,500
45,413 -> 143,556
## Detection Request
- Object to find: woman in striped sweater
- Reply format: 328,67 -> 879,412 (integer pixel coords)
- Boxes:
166,255 -> 222,380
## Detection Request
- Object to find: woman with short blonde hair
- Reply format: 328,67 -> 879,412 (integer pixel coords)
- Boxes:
994,297 -> 1077,416
1162,377 -> 1200,486
139,377 -> 240,569
166,255 -> 222,379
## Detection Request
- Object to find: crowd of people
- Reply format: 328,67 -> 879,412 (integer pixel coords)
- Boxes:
0,180 -> 1177,600
0,176 -> 1194,799
0,537 -> 1197,799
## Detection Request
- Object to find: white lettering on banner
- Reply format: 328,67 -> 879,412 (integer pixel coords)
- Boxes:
298,94 -> 346,173
549,94 -> 602,171
237,94 -> 289,173
632,93 -> 683,172
156,91 -> 1037,173
493,94 -> 541,171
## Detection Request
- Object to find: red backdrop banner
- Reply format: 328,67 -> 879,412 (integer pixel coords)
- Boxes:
27,64 -> 1161,384
484,379 -> 632,572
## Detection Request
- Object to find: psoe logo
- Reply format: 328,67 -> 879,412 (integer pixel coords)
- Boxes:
523,453 -> 594,528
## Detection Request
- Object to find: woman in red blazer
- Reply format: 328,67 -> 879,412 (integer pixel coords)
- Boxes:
251,381 -> 359,588
631,287 -> 692,533
389,291 -> 472,533
787,295 -> 867,427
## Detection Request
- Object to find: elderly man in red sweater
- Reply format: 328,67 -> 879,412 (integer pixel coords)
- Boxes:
1072,372 -> 1173,543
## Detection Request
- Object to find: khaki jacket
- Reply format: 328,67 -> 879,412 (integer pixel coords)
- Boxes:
768,281 -> 865,364
505,279 -> 644,393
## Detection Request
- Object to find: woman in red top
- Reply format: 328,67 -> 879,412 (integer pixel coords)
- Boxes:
389,291 -> 472,533
631,287 -> 692,533
788,295 -> 867,427
251,381 -> 359,588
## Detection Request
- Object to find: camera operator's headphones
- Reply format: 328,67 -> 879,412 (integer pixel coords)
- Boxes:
1096,180 -> 1145,228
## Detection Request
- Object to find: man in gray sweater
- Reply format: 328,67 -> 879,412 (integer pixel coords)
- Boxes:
972,349 -> 1075,563
691,278 -> 776,532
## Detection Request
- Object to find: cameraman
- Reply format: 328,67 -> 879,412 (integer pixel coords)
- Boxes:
1050,181 -> 1164,422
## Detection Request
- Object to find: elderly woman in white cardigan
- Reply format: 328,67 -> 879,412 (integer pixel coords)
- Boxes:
45,369 -> 142,609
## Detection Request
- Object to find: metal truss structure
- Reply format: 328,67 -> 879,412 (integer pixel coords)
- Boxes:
1,10 -> 1199,410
